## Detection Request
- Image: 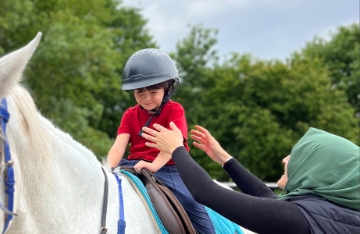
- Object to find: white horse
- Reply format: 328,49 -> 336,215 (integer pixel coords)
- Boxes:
0,33 -> 162,234
0,33 -> 255,234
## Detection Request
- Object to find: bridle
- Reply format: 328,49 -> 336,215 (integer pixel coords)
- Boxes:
0,98 -> 17,234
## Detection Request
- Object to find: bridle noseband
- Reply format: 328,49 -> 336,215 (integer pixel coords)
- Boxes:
0,98 -> 17,234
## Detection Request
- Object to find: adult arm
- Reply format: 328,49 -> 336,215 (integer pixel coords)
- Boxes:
172,146 -> 310,234
191,124 -> 276,198
223,158 -> 276,198
140,123 -> 310,233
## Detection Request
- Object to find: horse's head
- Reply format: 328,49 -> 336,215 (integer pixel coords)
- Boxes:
0,32 -> 42,233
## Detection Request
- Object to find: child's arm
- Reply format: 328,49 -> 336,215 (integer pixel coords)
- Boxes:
107,133 -> 130,169
134,151 -> 171,173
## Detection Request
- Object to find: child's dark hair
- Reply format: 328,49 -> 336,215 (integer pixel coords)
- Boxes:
135,79 -> 178,94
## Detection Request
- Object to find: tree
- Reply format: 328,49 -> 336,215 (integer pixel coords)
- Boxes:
171,25 -> 358,181
0,0 -> 156,157
202,54 -> 358,181
302,23 -> 360,118
172,25 -> 219,115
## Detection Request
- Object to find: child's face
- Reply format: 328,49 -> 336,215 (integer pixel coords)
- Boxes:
134,88 -> 165,111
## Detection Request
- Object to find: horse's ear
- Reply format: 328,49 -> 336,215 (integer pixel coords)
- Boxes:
0,32 -> 42,98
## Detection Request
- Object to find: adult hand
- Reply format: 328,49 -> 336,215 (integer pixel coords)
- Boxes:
191,125 -> 232,165
141,122 -> 184,154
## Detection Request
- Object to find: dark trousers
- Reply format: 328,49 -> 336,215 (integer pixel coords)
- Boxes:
120,159 -> 215,234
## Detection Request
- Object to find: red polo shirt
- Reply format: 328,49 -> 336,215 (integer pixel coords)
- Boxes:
117,100 -> 189,165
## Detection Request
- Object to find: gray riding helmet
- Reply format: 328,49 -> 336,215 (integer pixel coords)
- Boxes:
122,48 -> 179,91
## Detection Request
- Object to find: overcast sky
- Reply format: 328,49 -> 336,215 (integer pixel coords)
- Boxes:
121,0 -> 359,61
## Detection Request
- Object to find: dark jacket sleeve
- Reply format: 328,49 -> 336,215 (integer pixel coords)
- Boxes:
223,158 -> 277,198
172,146 -> 310,234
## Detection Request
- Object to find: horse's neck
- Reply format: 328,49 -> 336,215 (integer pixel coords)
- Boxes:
5,90 -> 160,233
5,93 -> 119,233
7,91 -> 102,190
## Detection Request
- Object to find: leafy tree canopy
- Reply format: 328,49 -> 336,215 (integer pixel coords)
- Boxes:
1,1 -> 357,181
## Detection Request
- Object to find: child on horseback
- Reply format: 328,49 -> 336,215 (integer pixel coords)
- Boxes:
107,48 -> 215,234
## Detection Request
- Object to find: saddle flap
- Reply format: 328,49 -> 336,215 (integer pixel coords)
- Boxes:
121,167 -> 196,234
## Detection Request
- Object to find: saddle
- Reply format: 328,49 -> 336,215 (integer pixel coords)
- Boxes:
121,167 -> 196,234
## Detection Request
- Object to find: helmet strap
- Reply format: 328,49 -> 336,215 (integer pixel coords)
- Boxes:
138,106 -> 162,136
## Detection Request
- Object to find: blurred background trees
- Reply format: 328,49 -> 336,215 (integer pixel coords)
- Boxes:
0,0 -> 358,182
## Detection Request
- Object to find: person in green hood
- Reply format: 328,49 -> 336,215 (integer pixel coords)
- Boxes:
141,123 -> 360,234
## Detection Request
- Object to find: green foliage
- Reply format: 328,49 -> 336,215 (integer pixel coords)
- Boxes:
302,23 -> 360,118
1,1 -> 357,181
174,25 -> 358,181
0,0 -> 156,158
172,24 -> 219,113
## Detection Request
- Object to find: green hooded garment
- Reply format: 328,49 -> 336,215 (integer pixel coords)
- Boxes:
278,127 -> 360,211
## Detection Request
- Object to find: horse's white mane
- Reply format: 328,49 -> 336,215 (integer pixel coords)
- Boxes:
7,85 -> 51,161
7,84 -> 103,170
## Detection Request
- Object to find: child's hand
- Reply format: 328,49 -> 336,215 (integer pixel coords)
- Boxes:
134,160 -> 158,173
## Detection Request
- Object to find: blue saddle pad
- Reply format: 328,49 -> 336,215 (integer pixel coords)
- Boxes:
206,207 -> 244,234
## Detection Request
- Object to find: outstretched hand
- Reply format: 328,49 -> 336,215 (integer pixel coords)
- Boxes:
191,125 -> 232,165
141,122 -> 184,154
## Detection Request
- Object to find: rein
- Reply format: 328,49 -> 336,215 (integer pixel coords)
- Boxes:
0,98 -> 17,234
100,167 -> 126,234
100,167 -> 109,233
